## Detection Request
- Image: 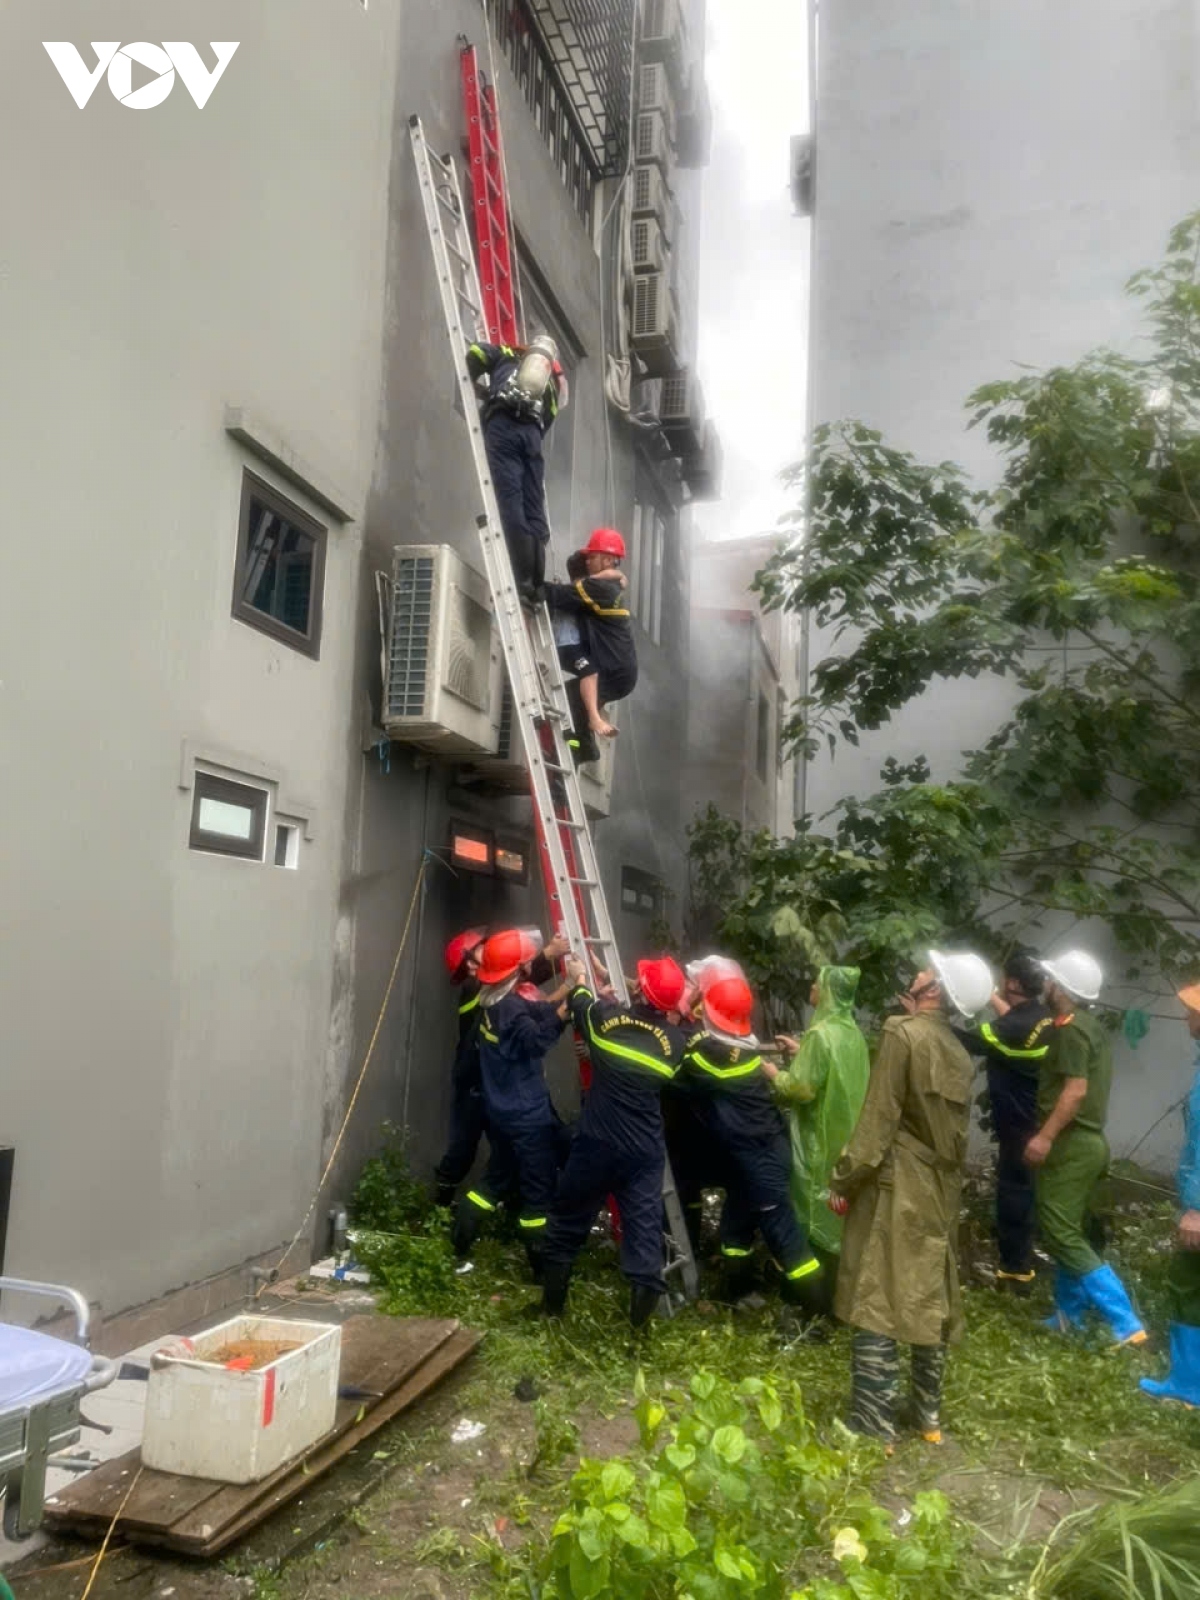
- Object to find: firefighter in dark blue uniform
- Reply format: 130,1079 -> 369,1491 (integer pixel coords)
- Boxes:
682,973 -> 822,1306
538,956 -> 688,1326
954,952 -> 1053,1290
545,528 -> 639,765
451,928 -> 569,1276
467,332 -> 567,602
434,928 -> 567,1209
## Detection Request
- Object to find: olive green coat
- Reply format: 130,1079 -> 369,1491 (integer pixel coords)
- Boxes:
831,1011 -> 973,1346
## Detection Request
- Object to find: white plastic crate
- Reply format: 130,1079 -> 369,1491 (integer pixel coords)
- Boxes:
141,1316 -> 341,1484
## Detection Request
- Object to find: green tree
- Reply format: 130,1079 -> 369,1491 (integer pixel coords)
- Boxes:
691,215 -> 1200,1017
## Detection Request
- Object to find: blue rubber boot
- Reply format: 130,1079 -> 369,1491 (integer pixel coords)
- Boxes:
1042,1267 -> 1088,1333
1080,1264 -> 1147,1345
1140,1324 -> 1200,1407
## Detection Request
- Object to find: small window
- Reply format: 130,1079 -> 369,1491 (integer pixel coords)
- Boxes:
232,472 -> 326,658
756,691 -> 771,784
190,773 -> 268,861
495,835 -> 531,885
621,865 -> 662,919
274,823 -> 300,870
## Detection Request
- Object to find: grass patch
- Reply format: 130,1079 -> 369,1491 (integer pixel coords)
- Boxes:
339,1145 -> 1200,1595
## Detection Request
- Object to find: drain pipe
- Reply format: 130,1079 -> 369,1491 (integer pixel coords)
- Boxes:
796,0 -> 820,828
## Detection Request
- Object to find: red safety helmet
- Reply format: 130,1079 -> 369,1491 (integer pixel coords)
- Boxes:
584,527 -> 627,560
637,956 -> 686,1014
478,928 -> 543,986
703,975 -> 756,1038
444,928 -> 486,981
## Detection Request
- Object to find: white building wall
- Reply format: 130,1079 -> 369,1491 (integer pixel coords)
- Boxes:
809,0 -> 1200,1167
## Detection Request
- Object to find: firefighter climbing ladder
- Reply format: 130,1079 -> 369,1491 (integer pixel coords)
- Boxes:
410,62 -> 698,1301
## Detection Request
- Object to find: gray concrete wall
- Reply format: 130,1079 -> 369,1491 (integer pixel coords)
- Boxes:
0,0 -> 701,1319
809,0 -> 1200,1167
0,0 -> 399,1308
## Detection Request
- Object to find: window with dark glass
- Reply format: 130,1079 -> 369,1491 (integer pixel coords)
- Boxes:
232,472 -> 326,657
189,773 -> 269,861
756,690 -> 771,784
621,865 -> 663,918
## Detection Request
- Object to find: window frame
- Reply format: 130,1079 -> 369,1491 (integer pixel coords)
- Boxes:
189,772 -> 270,862
231,470 -> 327,659
755,690 -> 771,785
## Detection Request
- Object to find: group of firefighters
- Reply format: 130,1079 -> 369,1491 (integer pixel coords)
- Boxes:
431,929 -> 1200,1444
451,329 -> 1200,1433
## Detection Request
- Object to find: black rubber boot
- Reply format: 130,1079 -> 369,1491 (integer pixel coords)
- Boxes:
525,1261 -> 571,1320
451,1198 -> 484,1259
630,1285 -> 661,1328
718,1257 -> 757,1306
523,1239 -> 546,1284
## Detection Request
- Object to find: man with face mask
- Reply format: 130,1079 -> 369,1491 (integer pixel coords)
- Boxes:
830,951 -> 993,1448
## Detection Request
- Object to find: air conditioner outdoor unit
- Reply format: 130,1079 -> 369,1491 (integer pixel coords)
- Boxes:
631,271 -> 681,377
631,377 -> 664,425
660,369 -> 705,455
475,683 -> 616,819
632,164 -> 674,239
634,109 -> 672,170
473,681 -> 527,790
632,215 -> 670,273
642,0 -> 684,78
384,544 -> 504,757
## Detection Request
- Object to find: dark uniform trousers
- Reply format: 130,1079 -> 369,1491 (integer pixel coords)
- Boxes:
719,1130 -> 815,1282
484,411 -> 549,589
466,1120 -> 565,1239
433,1057 -> 488,1195
987,1064 -> 1039,1274
544,1132 -> 667,1295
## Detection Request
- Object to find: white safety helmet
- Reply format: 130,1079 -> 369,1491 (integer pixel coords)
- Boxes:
1040,950 -> 1103,1003
685,955 -> 746,991
928,949 -> 994,1020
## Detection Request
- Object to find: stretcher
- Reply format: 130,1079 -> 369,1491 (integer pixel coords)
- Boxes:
0,1278 -> 118,1539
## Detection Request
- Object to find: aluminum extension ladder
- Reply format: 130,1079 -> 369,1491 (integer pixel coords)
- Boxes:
408,112 -> 698,1302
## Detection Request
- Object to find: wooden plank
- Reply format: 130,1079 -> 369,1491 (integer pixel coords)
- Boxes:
45,1316 -> 463,1540
183,1328 -> 481,1557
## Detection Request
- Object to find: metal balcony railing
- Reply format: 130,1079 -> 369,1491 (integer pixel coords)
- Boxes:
485,0 -> 637,223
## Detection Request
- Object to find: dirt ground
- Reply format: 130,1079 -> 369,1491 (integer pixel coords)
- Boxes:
8,1360 -> 1097,1600
7,1349 -> 650,1600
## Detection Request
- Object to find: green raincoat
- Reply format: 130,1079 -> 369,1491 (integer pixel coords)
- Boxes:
773,966 -> 870,1254
832,1011 -> 974,1347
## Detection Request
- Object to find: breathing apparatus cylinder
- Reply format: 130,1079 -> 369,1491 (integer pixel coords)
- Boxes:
515,333 -> 559,403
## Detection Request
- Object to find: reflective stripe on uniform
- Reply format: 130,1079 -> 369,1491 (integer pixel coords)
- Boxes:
786,1257 -> 822,1281
980,1021 -> 1050,1061
721,1245 -> 753,1258
480,1025 -> 500,1044
458,993 -> 481,1016
519,1215 -> 548,1230
467,1191 -> 497,1212
573,579 -> 629,619
585,1019 -> 677,1079
687,1050 -> 763,1081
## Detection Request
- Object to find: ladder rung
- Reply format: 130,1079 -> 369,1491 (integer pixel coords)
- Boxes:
570,877 -> 599,889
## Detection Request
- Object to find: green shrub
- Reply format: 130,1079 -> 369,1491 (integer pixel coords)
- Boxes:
505,1369 -> 970,1599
